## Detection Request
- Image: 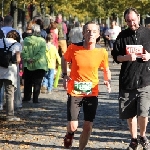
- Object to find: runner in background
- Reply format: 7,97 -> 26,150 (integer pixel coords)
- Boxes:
105,20 -> 120,52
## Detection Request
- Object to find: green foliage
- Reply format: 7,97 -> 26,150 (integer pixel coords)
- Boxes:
0,0 -> 150,22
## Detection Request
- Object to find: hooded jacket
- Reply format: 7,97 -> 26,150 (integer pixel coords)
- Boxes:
112,26 -> 150,90
22,35 -> 48,71
46,43 -> 61,69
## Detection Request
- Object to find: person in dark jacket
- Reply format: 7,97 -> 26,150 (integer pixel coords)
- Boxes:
112,8 -> 150,150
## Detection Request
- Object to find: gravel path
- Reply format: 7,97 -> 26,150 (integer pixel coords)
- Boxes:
0,51 -> 149,150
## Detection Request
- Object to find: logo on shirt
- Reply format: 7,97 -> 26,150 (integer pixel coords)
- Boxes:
126,45 -> 143,58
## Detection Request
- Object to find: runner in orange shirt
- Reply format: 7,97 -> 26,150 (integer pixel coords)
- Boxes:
61,21 -> 111,149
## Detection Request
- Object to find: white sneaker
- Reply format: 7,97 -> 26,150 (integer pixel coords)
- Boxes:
6,116 -> 20,122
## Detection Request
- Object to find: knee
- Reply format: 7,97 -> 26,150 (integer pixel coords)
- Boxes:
83,121 -> 92,133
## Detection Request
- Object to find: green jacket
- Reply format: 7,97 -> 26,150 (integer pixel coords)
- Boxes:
46,43 -> 61,69
22,35 -> 48,71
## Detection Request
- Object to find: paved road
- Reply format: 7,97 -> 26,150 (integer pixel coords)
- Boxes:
0,51 -> 149,150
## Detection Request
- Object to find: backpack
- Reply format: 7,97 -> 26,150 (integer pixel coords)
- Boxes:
0,38 -> 17,68
0,29 -> 4,38
57,23 -> 64,39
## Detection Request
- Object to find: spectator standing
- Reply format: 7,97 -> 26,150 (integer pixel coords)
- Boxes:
68,22 -> 83,44
36,19 -> 47,39
50,20 -> 58,49
41,34 -> 61,94
0,30 -> 22,121
22,25 -> 48,103
1,15 -> 23,42
56,14 -> 67,56
1,15 -> 23,109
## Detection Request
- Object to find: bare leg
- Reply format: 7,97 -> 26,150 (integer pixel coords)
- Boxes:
138,116 -> 148,137
127,116 -> 137,139
79,121 -> 93,150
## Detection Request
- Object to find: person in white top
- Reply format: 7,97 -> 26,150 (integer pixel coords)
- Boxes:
105,21 -> 120,51
68,22 -> 83,43
0,30 -> 22,121
1,15 -> 23,109
114,22 -> 121,32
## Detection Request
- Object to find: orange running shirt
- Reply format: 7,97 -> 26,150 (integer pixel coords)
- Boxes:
64,43 -> 109,97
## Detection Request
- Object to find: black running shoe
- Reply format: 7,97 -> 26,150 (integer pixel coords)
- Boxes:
127,138 -> 138,150
139,136 -> 150,150
64,133 -> 74,149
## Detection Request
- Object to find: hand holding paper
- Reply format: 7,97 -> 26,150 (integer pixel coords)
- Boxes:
141,50 -> 150,61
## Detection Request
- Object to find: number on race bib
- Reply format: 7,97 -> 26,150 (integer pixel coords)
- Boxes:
74,81 -> 92,95
126,45 -> 143,58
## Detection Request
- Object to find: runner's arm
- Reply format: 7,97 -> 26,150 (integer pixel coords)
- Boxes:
103,67 -> 111,93
100,50 -> 111,81
103,67 -> 111,81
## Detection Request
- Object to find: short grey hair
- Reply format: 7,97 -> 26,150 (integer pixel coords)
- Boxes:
32,24 -> 41,36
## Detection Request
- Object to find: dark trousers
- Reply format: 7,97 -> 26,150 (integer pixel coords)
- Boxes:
23,68 -> 45,102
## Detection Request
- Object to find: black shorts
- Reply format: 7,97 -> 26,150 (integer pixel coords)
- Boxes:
119,86 -> 150,119
67,95 -> 98,122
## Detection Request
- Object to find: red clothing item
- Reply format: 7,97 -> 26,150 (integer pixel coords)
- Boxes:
50,30 -> 58,49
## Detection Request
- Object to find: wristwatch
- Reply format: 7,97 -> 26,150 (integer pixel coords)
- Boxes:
61,73 -> 67,78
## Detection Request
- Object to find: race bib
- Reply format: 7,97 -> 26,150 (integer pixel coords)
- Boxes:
126,45 -> 143,58
74,81 -> 92,95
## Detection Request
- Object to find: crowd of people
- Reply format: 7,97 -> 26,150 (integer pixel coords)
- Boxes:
0,7 -> 150,150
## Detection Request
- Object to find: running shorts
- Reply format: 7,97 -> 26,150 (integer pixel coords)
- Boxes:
67,94 -> 98,122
